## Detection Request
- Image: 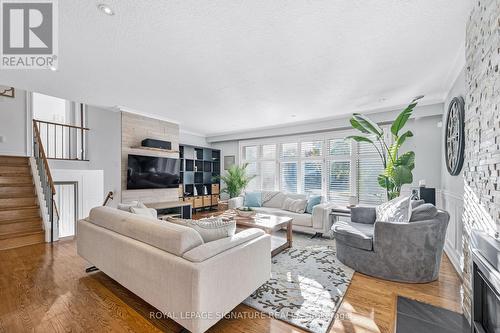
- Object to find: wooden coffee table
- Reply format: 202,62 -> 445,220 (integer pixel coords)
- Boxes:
220,210 -> 293,256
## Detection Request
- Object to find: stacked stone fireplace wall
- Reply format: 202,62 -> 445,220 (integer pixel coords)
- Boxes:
462,0 -> 500,320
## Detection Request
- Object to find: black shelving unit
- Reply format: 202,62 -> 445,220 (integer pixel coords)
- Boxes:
179,144 -> 221,211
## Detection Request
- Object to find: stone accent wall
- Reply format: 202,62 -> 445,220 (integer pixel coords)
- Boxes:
462,0 -> 500,320
121,112 -> 180,204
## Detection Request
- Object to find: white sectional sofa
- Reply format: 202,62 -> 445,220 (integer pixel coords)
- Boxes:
77,206 -> 271,333
228,191 -> 337,236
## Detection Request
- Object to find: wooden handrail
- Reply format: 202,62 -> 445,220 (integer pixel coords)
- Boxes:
33,119 -> 90,131
33,120 -> 56,194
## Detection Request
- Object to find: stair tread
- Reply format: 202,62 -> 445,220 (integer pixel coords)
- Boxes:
0,229 -> 43,240
0,205 -> 39,211
0,183 -> 34,187
0,227 -> 43,238
0,217 -> 43,225
0,194 -> 36,199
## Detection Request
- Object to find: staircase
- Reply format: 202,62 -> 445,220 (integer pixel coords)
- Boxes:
0,156 -> 44,250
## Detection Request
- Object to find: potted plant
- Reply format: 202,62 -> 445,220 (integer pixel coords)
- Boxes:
346,96 -> 423,200
213,163 -> 255,198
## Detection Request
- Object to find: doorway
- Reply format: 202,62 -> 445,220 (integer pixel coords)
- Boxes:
54,182 -> 78,238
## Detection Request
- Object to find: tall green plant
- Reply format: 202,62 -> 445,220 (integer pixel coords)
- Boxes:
214,163 -> 255,198
346,96 -> 423,200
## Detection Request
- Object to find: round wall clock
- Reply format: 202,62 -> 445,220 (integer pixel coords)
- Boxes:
445,96 -> 465,176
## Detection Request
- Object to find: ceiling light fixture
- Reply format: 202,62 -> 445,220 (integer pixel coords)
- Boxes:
97,4 -> 114,16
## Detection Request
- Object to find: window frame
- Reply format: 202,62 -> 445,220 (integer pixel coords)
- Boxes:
238,127 -> 388,204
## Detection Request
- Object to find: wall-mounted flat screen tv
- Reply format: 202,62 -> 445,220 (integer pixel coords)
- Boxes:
127,154 -> 180,189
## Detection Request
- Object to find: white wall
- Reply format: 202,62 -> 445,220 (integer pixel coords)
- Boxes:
0,90 -> 29,156
207,103 -> 443,142
180,130 -> 212,148
403,115 -> 443,189
212,140 -> 239,171
439,68 -> 466,277
48,105 -> 122,205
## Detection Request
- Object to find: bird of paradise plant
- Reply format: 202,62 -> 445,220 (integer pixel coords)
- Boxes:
346,96 -> 423,200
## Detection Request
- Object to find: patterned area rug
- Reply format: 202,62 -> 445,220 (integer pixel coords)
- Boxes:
243,233 -> 354,333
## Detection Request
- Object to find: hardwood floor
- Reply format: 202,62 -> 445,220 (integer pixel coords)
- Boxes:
0,234 -> 463,333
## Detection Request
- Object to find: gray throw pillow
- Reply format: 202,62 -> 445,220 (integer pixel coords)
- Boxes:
410,203 -> 438,222
167,217 -> 236,242
411,199 -> 425,209
281,198 -> 307,213
376,196 -> 412,223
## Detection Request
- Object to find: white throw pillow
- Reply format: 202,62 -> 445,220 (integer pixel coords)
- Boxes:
130,207 -> 158,219
376,196 -> 412,223
281,198 -> 308,214
167,217 -> 236,242
117,201 -> 147,212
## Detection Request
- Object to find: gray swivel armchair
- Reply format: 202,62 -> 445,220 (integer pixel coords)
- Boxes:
332,203 -> 450,283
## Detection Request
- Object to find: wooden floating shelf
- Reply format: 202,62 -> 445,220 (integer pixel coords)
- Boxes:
130,146 -> 179,154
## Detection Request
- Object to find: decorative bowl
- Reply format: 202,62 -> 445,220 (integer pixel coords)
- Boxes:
235,207 -> 256,218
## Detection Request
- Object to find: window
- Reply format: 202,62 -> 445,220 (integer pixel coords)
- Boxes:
280,143 -> 298,158
243,146 -> 258,160
280,162 -> 297,193
301,140 -> 322,158
358,141 -> 385,204
239,127 -> 389,204
261,161 -> 276,191
241,144 -> 277,191
262,144 -> 276,159
327,139 -> 351,203
302,161 -> 322,195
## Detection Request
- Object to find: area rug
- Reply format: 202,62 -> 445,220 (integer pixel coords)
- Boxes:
243,233 -> 354,333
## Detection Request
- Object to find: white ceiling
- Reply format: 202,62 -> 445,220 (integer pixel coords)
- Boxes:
1,0 -> 470,136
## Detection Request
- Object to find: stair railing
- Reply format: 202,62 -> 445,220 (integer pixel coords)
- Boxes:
33,120 -> 59,242
33,119 -> 90,161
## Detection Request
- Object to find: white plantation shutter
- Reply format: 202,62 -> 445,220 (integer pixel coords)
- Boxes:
280,143 -> 298,158
240,129 -> 389,203
245,161 -> 259,191
327,139 -> 351,203
262,144 -> 276,159
328,161 -> 351,203
243,146 -> 258,160
301,141 -> 323,158
261,161 -> 276,190
302,161 -> 322,195
358,141 -> 385,204
280,161 -> 298,193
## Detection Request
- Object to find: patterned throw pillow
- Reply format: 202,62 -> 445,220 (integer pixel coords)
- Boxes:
130,207 -> 158,219
166,217 -> 236,242
375,196 -> 412,223
281,198 -> 308,214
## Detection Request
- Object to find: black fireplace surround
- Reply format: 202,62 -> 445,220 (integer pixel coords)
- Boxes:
471,230 -> 500,333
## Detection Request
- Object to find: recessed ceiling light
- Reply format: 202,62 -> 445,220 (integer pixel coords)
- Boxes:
97,4 -> 114,16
